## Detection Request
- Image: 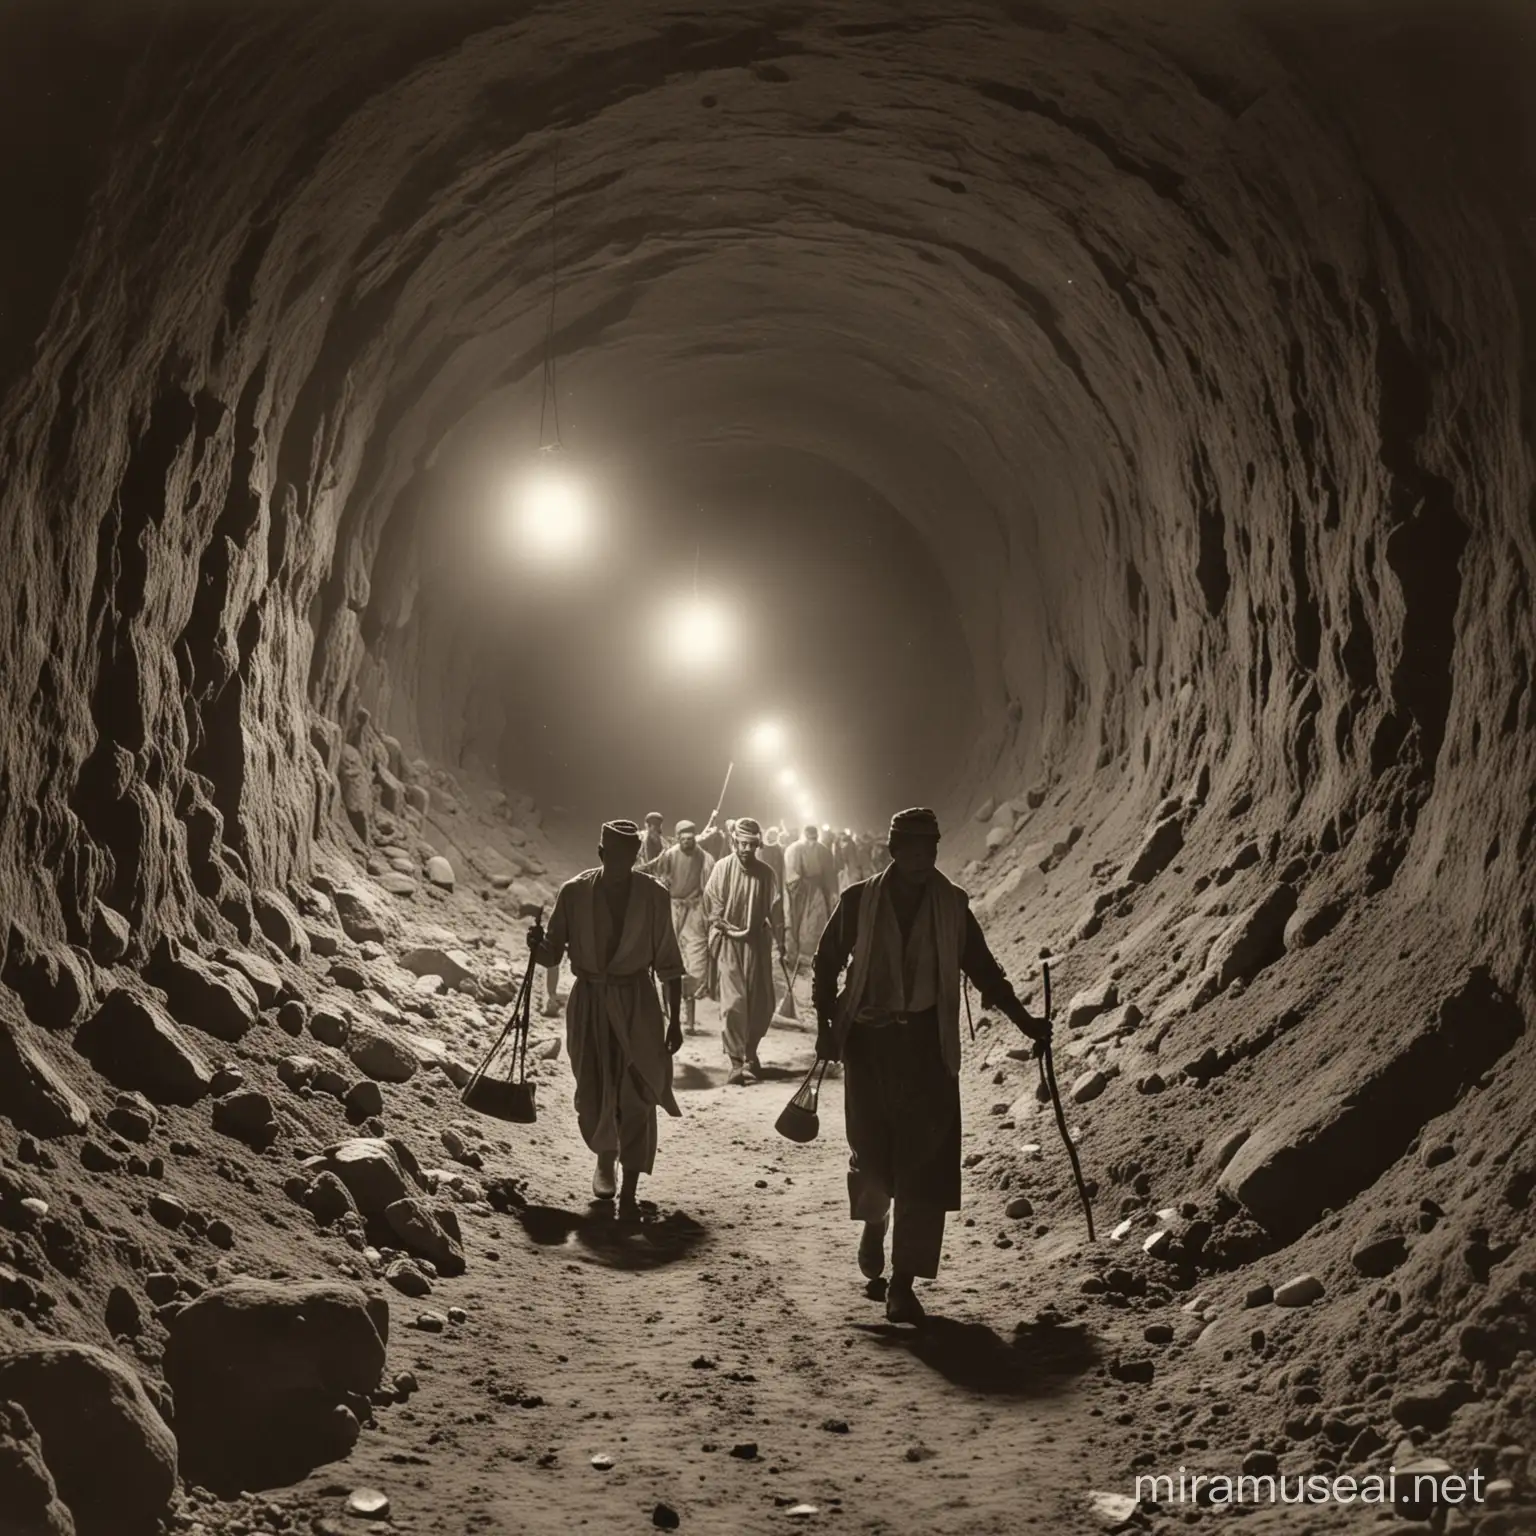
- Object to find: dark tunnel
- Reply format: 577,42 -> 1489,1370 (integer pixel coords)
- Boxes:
0,3 -> 1533,1532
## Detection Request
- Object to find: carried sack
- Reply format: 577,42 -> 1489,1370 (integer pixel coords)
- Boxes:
462,919 -> 542,1125
774,1058 -> 830,1143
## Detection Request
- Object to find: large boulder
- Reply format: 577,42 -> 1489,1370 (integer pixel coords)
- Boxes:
89,903 -> 131,966
252,889 -> 310,959
1065,979 -> 1119,1031
2,934 -> 93,1031
213,948 -> 282,1007
305,1138 -> 413,1215
164,1278 -> 387,1491
332,887 -> 389,944
398,946 -> 477,989
1219,968 -> 1522,1241
1204,884 -> 1298,992
147,939 -> 258,1043
0,1343 -> 176,1536
383,1198 -> 466,1276
1127,814 -> 1183,884
424,855 -> 456,890
0,1399 -> 75,1535
74,989 -> 213,1106
0,1000 -> 90,1138
347,1028 -> 418,1084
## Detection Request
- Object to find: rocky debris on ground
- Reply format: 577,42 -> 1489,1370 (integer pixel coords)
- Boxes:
147,936 -> 260,1042
74,988 -> 214,1104
2,936 -> 94,1032
331,888 -> 391,944
0,999 -> 91,1138
347,1027 -> 418,1083
0,1342 -> 177,1536
211,1088 -> 278,1147
383,1197 -> 465,1275
303,1137 -> 422,1215
164,1278 -> 388,1490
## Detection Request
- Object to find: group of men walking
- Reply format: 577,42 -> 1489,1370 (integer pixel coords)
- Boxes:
527,806 -> 1051,1324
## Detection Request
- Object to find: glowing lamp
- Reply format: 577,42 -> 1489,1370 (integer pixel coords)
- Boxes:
748,719 -> 786,757
660,594 -> 734,671
510,466 -> 591,563
778,767 -> 798,787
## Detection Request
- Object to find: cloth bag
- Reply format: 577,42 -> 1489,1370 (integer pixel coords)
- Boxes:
774,1058 -> 830,1143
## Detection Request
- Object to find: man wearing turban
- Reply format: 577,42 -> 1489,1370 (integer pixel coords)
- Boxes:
637,811 -> 668,864
812,808 -> 1050,1324
784,823 -> 838,968
638,818 -> 717,1034
529,819 -> 686,1207
702,816 -> 787,1084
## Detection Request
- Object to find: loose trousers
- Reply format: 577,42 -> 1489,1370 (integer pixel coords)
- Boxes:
842,1007 -> 961,1280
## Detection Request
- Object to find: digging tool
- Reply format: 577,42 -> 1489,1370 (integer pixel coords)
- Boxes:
1036,947 -> 1095,1242
777,951 -> 799,1021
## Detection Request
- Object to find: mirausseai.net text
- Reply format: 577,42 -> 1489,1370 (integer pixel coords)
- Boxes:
1134,1467 -> 1492,1508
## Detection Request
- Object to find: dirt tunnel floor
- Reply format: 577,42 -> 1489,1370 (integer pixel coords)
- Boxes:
262,992 -> 1117,1536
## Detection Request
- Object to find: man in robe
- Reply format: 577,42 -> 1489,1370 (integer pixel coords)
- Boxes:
702,816 -> 786,1085
637,811 -> 668,864
697,814 -> 732,861
812,807 -> 1050,1325
638,818 -> 716,1034
784,823 -> 838,968
529,819 -> 686,1207
760,824 -> 788,890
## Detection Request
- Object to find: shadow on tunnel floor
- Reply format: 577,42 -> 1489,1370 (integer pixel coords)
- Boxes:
851,1315 -> 1099,1397
511,1201 -> 708,1268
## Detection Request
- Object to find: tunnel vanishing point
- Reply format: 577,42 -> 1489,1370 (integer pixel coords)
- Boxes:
0,0 -> 1534,1527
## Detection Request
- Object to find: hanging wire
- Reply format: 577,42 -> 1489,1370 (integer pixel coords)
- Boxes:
538,146 -> 562,451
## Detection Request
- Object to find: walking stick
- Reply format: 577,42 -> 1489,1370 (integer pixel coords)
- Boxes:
708,760 -> 734,827
777,951 -> 799,1021
1036,949 -> 1095,1242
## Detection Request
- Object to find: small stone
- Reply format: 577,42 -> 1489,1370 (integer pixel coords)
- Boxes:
590,1453 -> 614,1470
276,1000 -> 308,1036
1142,1229 -> 1171,1259
344,1079 -> 385,1118
346,1488 -> 390,1519
1087,1490 -> 1140,1526
1350,1231 -> 1409,1277
1273,1273 -> 1324,1307
81,1139 -> 123,1173
1005,1196 -> 1034,1219
652,1504 -> 680,1530
425,856 -> 456,889
146,1192 -> 187,1226
145,1272 -> 180,1304
448,1307 -> 468,1325
209,1065 -> 245,1096
207,1219 -> 234,1249
1241,1449 -> 1278,1477
20,1197 -> 49,1219
310,1009 -> 350,1047
385,1258 -> 433,1297
1072,1069 -> 1108,1104
212,1089 -> 277,1145
1245,1283 -> 1273,1308
393,1371 -> 418,1395
821,1418 -> 849,1433
413,1310 -> 447,1331
1143,1323 -> 1174,1344
729,1442 -> 758,1459
786,1504 -> 819,1519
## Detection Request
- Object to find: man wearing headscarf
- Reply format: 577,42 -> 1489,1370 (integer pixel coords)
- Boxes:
760,823 -> 787,889
638,819 -> 716,1034
784,824 -> 838,967
812,807 -> 1050,1325
529,819 -> 686,1207
637,811 -> 668,864
702,817 -> 787,1085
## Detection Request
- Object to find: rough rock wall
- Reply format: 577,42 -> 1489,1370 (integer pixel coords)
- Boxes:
0,1 -> 1530,1129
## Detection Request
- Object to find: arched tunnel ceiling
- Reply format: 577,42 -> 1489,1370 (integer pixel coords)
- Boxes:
0,0 -> 1532,945
2,2 -> 1536,1520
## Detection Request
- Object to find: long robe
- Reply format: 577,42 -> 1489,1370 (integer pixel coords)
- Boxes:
812,872 -> 1024,1277
534,869 -> 684,1173
702,853 -> 784,1066
638,843 -> 716,999
783,836 -> 837,965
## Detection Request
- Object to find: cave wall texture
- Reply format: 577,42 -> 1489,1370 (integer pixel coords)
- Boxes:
0,0 -> 1532,1005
